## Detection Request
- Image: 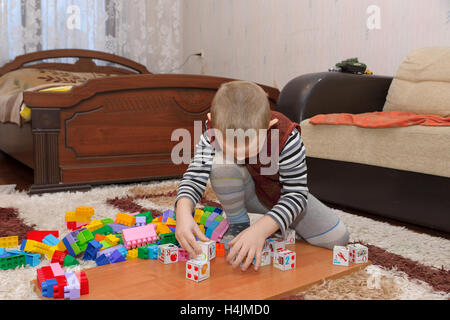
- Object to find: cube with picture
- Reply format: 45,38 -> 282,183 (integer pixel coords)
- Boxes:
273,248 -> 296,271
186,259 -> 210,282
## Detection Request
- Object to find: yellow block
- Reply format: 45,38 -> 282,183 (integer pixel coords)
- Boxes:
165,217 -> 177,225
85,219 -> 103,232
75,206 -> 95,223
105,234 -> 119,246
115,213 -> 136,227
194,209 -> 203,223
127,248 -> 138,259
25,239 -> 53,257
0,236 -> 19,248
198,224 -> 205,235
156,223 -> 172,235
65,211 -> 75,222
55,240 -> 67,252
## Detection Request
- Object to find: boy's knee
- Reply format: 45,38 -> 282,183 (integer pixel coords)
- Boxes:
303,221 -> 350,250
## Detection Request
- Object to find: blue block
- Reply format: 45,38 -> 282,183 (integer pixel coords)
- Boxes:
83,240 -> 102,261
41,278 -> 57,298
20,240 -> 27,251
25,253 -> 41,267
42,234 -> 59,247
213,207 -> 223,215
95,253 -> 110,266
205,220 -> 221,238
109,250 -> 126,263
162,209 -> 174,223
6,250 -> 24,256
62,237 -> 76,257
168,226 -> 176,233
205,212 -> 219,228
149,246 -> 159,259
117,247 -> 128,258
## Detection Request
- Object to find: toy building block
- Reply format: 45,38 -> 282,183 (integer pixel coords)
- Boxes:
94,234 -> 106,242
64,272 -> 81,300
134,211 -> 153,224
198,224 -> 205,235
333,245 -> 349,266
159,232 -> 178,245
50,262 -> 64,278
75,206 -> 95,223
205,220 -> 221,238
65,211 -> 75,222
76,229 -> 94,246
42,234 -> 59,247
109,249 -> 127,263
127,248 -> 138,259
158,244 -> 178,264
42,278 -> 58,298
178,248 -> 189,262
104,234 -> 119,246
138,246 -> 150,259
63,255 -> 79,267
117,247 -> 128,258
52,250 -> 66,265
162,209 -> 175,222
96,245 -> 125,260
212,207 -> 223,215
200,211 -> 212,225
135,216 -> 146,226
83,240 -> 102,261
186,259 -> 210,282
85,219 -> 103,232
53,277 -> 67,299
37,265 -> 54,289
215,243 -> 225,257
215,215 -> 224,223
0,253 -> 26,270
165,217 -> 177,226
273,248 -> 296,271
108,223 -> 132,233
203,206 -> 216,213
193,209 -> 204,223
148,245 -> 159,259
76,271 -> 89,295
210,219 -> 229,242
0,236 -> 19,248
26,231 -> 59,242
253,248 -> 271,267
95,253 -> 110,266
115,212 -> 136,227
266,238 -> 285,253
91,225 -> 113,236
155,223 -> 172,235
205,212 -> 219,228
24,239 -> 54,258
122,224 -> 158,249
196,240 -> 216,261
101,218 -> 114,225
348,244 -> 368,264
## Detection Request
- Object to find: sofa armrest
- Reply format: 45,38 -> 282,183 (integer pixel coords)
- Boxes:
276,72 -> 393,123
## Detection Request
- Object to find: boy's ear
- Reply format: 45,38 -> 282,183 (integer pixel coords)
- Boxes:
268,118 -> 279,129
207,113 -> 211,121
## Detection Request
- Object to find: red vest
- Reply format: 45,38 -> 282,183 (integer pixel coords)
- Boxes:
206,111 -> 301,209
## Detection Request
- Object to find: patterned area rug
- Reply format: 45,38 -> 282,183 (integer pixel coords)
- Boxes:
0,179 -> 449,300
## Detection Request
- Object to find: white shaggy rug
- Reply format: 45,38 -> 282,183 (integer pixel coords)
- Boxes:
0,179 -> 449,300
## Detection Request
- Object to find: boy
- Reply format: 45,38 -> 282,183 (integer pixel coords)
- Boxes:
175,81 -> 349,271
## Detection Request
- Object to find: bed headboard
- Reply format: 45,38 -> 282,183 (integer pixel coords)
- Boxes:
0,49 -> 151,76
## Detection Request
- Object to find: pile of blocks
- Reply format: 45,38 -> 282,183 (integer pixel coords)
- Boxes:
333,244 -> 369,266
192,207 -> 229,241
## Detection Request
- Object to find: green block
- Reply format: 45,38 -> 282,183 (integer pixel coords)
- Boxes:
92,225 -> 113,236
138,247 -> 149,259
215,215 -> 224,222
100,240 -> 111,250
0,254 -> 26,270
101,218 -> 114,226
77,229 -> 94,245
135,211 -> 153,224
203,206 -> 216,213
71,242 -> 81,256
159,232 -> 178,245
200,211 -> 212,225
63,255 -> 79,267
115,233 -> 123,245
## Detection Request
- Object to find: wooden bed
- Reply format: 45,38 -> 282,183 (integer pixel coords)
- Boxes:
0,49 -> 280,194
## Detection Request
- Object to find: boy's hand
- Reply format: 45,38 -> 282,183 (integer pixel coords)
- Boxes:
175,198 -> 210,258
226,215 -> 280,272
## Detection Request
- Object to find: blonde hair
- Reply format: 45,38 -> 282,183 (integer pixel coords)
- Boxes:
210,80 -> 271,135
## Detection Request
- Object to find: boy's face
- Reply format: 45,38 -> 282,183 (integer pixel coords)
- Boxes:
207,113 -> 278,161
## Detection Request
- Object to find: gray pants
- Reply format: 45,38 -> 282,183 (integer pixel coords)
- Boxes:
210,155 -> 349,250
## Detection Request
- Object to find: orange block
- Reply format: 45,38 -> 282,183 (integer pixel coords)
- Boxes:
94,234 -> 106,241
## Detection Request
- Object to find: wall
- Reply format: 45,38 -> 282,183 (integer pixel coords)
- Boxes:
182,0 -> 450,89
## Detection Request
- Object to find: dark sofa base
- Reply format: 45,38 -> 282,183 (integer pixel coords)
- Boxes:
306,157 -> 450,233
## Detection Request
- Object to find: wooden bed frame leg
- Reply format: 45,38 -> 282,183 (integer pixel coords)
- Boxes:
28,108 -> 91,195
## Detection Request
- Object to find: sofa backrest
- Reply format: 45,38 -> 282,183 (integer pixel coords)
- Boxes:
383,46 -> 450,117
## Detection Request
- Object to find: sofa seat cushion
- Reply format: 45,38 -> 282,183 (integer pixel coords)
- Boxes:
300,119 -> 450,178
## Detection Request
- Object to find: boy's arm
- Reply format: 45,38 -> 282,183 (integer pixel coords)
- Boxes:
265,128 -> 308,239
174,125 -> 216,211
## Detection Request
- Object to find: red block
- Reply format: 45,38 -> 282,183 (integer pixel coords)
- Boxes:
76,271 -> 89,295
52,276 -> 67,299
51,250 -> 67,266
27,231 -> 59,242
36,266 -> 54,289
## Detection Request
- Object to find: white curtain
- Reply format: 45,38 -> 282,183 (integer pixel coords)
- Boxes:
0,0 -> 183,73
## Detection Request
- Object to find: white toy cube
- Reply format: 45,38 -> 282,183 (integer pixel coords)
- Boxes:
158,244 -> 178,264
266,238 -> 285,252
348,244 -> 368,264
333,245 -> 349,266
196,240 -> 216,261
273,248 -> 296,271
253,248 -> 272,267
284,229 -> 296,244
186,259 -> 210,282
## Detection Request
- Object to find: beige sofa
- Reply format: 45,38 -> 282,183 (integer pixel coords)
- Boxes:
276,47 -> 450,232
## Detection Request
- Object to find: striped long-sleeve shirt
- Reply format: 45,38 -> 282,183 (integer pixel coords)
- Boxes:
175,123 -> 308,237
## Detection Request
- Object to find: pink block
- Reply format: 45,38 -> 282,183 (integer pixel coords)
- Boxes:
50,262 -> 64,277
178,248 -> 189,262
210,219 -> 229,242
122,224 -> 158,249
